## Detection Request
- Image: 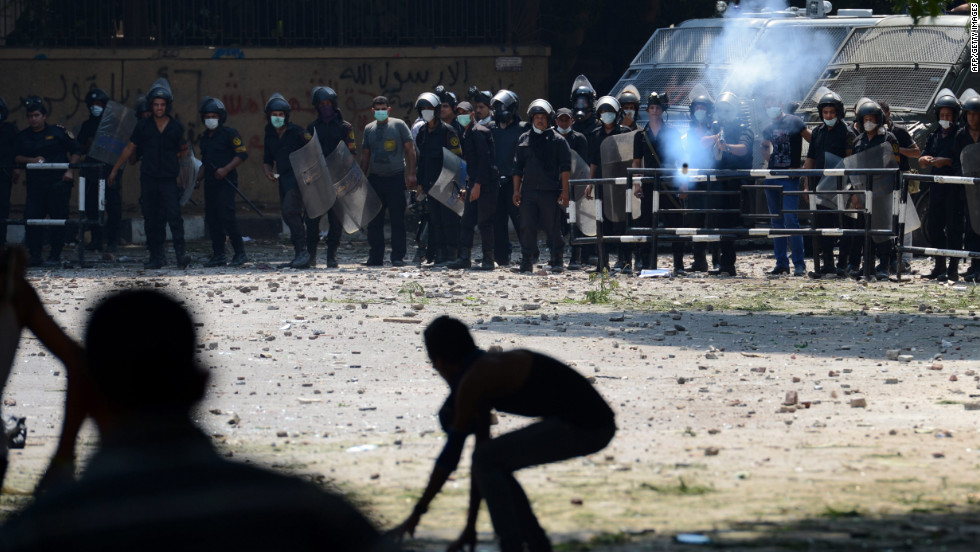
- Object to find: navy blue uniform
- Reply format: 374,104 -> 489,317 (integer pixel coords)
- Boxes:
15,124 -> 81,262
456,122 -> 497,261
488,120 -> 529,265
307,113 -> 357,264
415,121 -> 461,263
709,120 -> 754,274
924,127 -> 965,277
264,122 -> 312,254
200,125 -> 248,260
514,128 -> 571,267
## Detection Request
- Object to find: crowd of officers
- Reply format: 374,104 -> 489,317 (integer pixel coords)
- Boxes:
1,77 -> 978,281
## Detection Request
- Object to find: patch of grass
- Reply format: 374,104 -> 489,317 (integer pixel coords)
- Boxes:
935,400 -> 961,405
640,477 -> 714,496
583,269 -> 618,304
398,282 -> 425,305
819,505 -> 862,519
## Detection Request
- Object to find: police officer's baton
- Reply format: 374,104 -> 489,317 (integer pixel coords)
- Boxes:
207,162 -> 265,218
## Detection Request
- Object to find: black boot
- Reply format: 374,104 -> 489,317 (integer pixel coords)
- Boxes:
229,251 -> 248,267
326,246 -> 338,268
567,247 -> 582,271
549,255 -> 565,273
673,252 -> 686,276
474,250 -> 496,271
447,249 -> 471,269
947,259 -> 960,283
924,258 -> 947,280
512,257 -> 533,273
174,244 -> 191,269
204,254 -> 227,267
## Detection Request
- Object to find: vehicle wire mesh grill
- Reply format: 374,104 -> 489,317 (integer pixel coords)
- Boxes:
615,67 -> 724,109
630,27 -> 755,66
832,26 -> 968,65
802,66 -> 950,113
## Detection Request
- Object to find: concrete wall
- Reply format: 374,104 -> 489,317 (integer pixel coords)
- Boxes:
0,46 -> 549,215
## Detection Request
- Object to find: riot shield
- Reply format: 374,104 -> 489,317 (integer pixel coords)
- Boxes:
288,130 -> 337,219
570,150 -> 596,236
87,101 -> 137,166
962,143 -> 980,234
427,148 -> 466,217
178,150 -> 202,206
814,152 -> 845,210
843,143 -> 899,243
324,141 -> 382,233
600,131 -> 638,222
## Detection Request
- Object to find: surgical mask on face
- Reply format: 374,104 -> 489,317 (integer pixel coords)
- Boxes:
456,114 -> 471,127
694,109 -> 707,122
766,106 -> 782,119
204,118 -> 219,130
270,116 -> 285,129
478,116 -> 492,126
863,121 -> 877,132
374,109 -> 389,122
600,112 -> 616,125
823,118 -> 837,127
555,125 -> 571,135
421,109 -> 435,122
622,109 -> 635,120
532,125 -> 544,134
938,119 -> 952,130
90,105 -> 104,117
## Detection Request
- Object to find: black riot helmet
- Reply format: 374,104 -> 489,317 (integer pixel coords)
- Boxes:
962,95 -> 980,115
617,86 -> 641,111
527,99 -> 555,124
689,94 -> 714,117
490,90 -> 520,124
433,85 -> 456,109
468,86 -> 492,106
135,95 -> 150,118
595,96 -> 621,116
647,91 -> 669,110
147,80 -> 174,115
265,93 -> 291,123
85,88 -> 110,107
816,90 -> 845,120
23,95 -> 46,115
856,99 -> 884,126
0,96 -> 7,121
570,75 -> 597,121
415,92 -> 441,115
199,96 -> 228,125
933,90 -> 961,121
311,86 -> 338,108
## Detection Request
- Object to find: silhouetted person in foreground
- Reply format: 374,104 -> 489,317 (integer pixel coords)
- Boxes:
391,316 -> 616,552
0,247 -> 85,492
0,289 -> 390,552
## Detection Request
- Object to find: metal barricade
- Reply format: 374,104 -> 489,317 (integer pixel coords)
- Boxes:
3,163 -> 107,267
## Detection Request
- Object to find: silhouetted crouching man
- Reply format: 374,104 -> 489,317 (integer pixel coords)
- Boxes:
0,289 -> 390,552
392,316 -> 615,552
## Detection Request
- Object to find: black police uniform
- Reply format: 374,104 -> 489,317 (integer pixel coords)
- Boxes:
15,124 -> 81,262
923,126 -> 965,278
0,120 -> 16,248
558,128 -> 589,266
199,125 -> 248,260
709,119 -> 754,275
488,120 -> 529,265
848,130 -> 899,273
263,122 -> 311,258
77,114 -> 121,252
954,126 -> 980,277
416,120 -> 462,263
807,121 -> 856,273
128,116 -> 188,264
456,122 -> 497,263
514,128 -> 571,268
572,116 -> 601,140
589,123 -> 631,268
634,123 -> 683,269
307,112 -> 357,265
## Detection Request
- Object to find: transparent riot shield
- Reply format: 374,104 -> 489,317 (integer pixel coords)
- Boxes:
570,150 -> 596,236
962,143 -> 980,234
178,150 -> 203,206
288,129 -> 337,220
427,148 -> 466,217
814,152 -> 845,210
843,143 -> 899,243
87,101 -> 137,166
599,131 -> 638,222
325,141 -> 382,233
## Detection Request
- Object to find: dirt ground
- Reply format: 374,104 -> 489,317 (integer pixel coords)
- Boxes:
1,237 -> 978,551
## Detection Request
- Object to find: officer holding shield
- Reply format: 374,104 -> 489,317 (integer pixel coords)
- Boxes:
414,92 -> 462,266
447,102 -> 496,270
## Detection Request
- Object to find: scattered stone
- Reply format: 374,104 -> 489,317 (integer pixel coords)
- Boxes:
850,398 -> 867,408
411,303 -> 424,311
227,412 -> 240,426
704,447 -> 720,456
932,452 -> 945,459
276,430 -> 288,437
609,314 -> 625,322
886,349 -> 900,361
898,355 -> 914,363
964,402 -> 980,411
677,377 -> 687,384
523,303 -> 541,311
783,391 -> 798,406
705,352 -> 719,360
2,398 -> 15,407
570,498 -> 584,506
884,378 -> 899,384
929,362 -> 943,371
949,375 -> 958,382
382,318 -> 422,324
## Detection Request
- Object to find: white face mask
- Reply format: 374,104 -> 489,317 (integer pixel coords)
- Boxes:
532,125 -> 544,134
421,110 -> 435,122
204,118 -> 219,130
622,109 -> 635,120
766,106 -> 782,119
599,112 -> 616,125
863,121 -> 877,132
938,119 -> 952,130
270,116 -> 285,129
823,118 -> 837,127
478,116 -> 492,126
90,105 -> 104,117
694,109 -> 707,122
555,125 -> 571,135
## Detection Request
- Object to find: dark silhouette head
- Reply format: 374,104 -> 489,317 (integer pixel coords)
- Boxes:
423,316 -> 477,367
85,290 -> 207,416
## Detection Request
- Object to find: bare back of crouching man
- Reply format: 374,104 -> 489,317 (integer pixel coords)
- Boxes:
391,316 -> 616,552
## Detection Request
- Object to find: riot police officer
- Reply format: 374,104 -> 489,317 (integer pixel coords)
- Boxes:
487,90 -> 527,267
554,107 -> 589,270
196,96 -> 249,267
920,92 -> 964,282
468,87 -> 494,127
414,92 -> 462,266
513,100 -> 571,273
684,93 -> 719,273
570,76 -> 601,138
617,86 -> 641,131
262,93 -> 313,269
0,97 -> 16,250
585,95 -> 631,271
447,102 -> 496,270
77,88 -> 120,254
956,93 -> 980,282
110,81 -> 190,269
307,86 -> 356,268
14,96 -> 82,267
